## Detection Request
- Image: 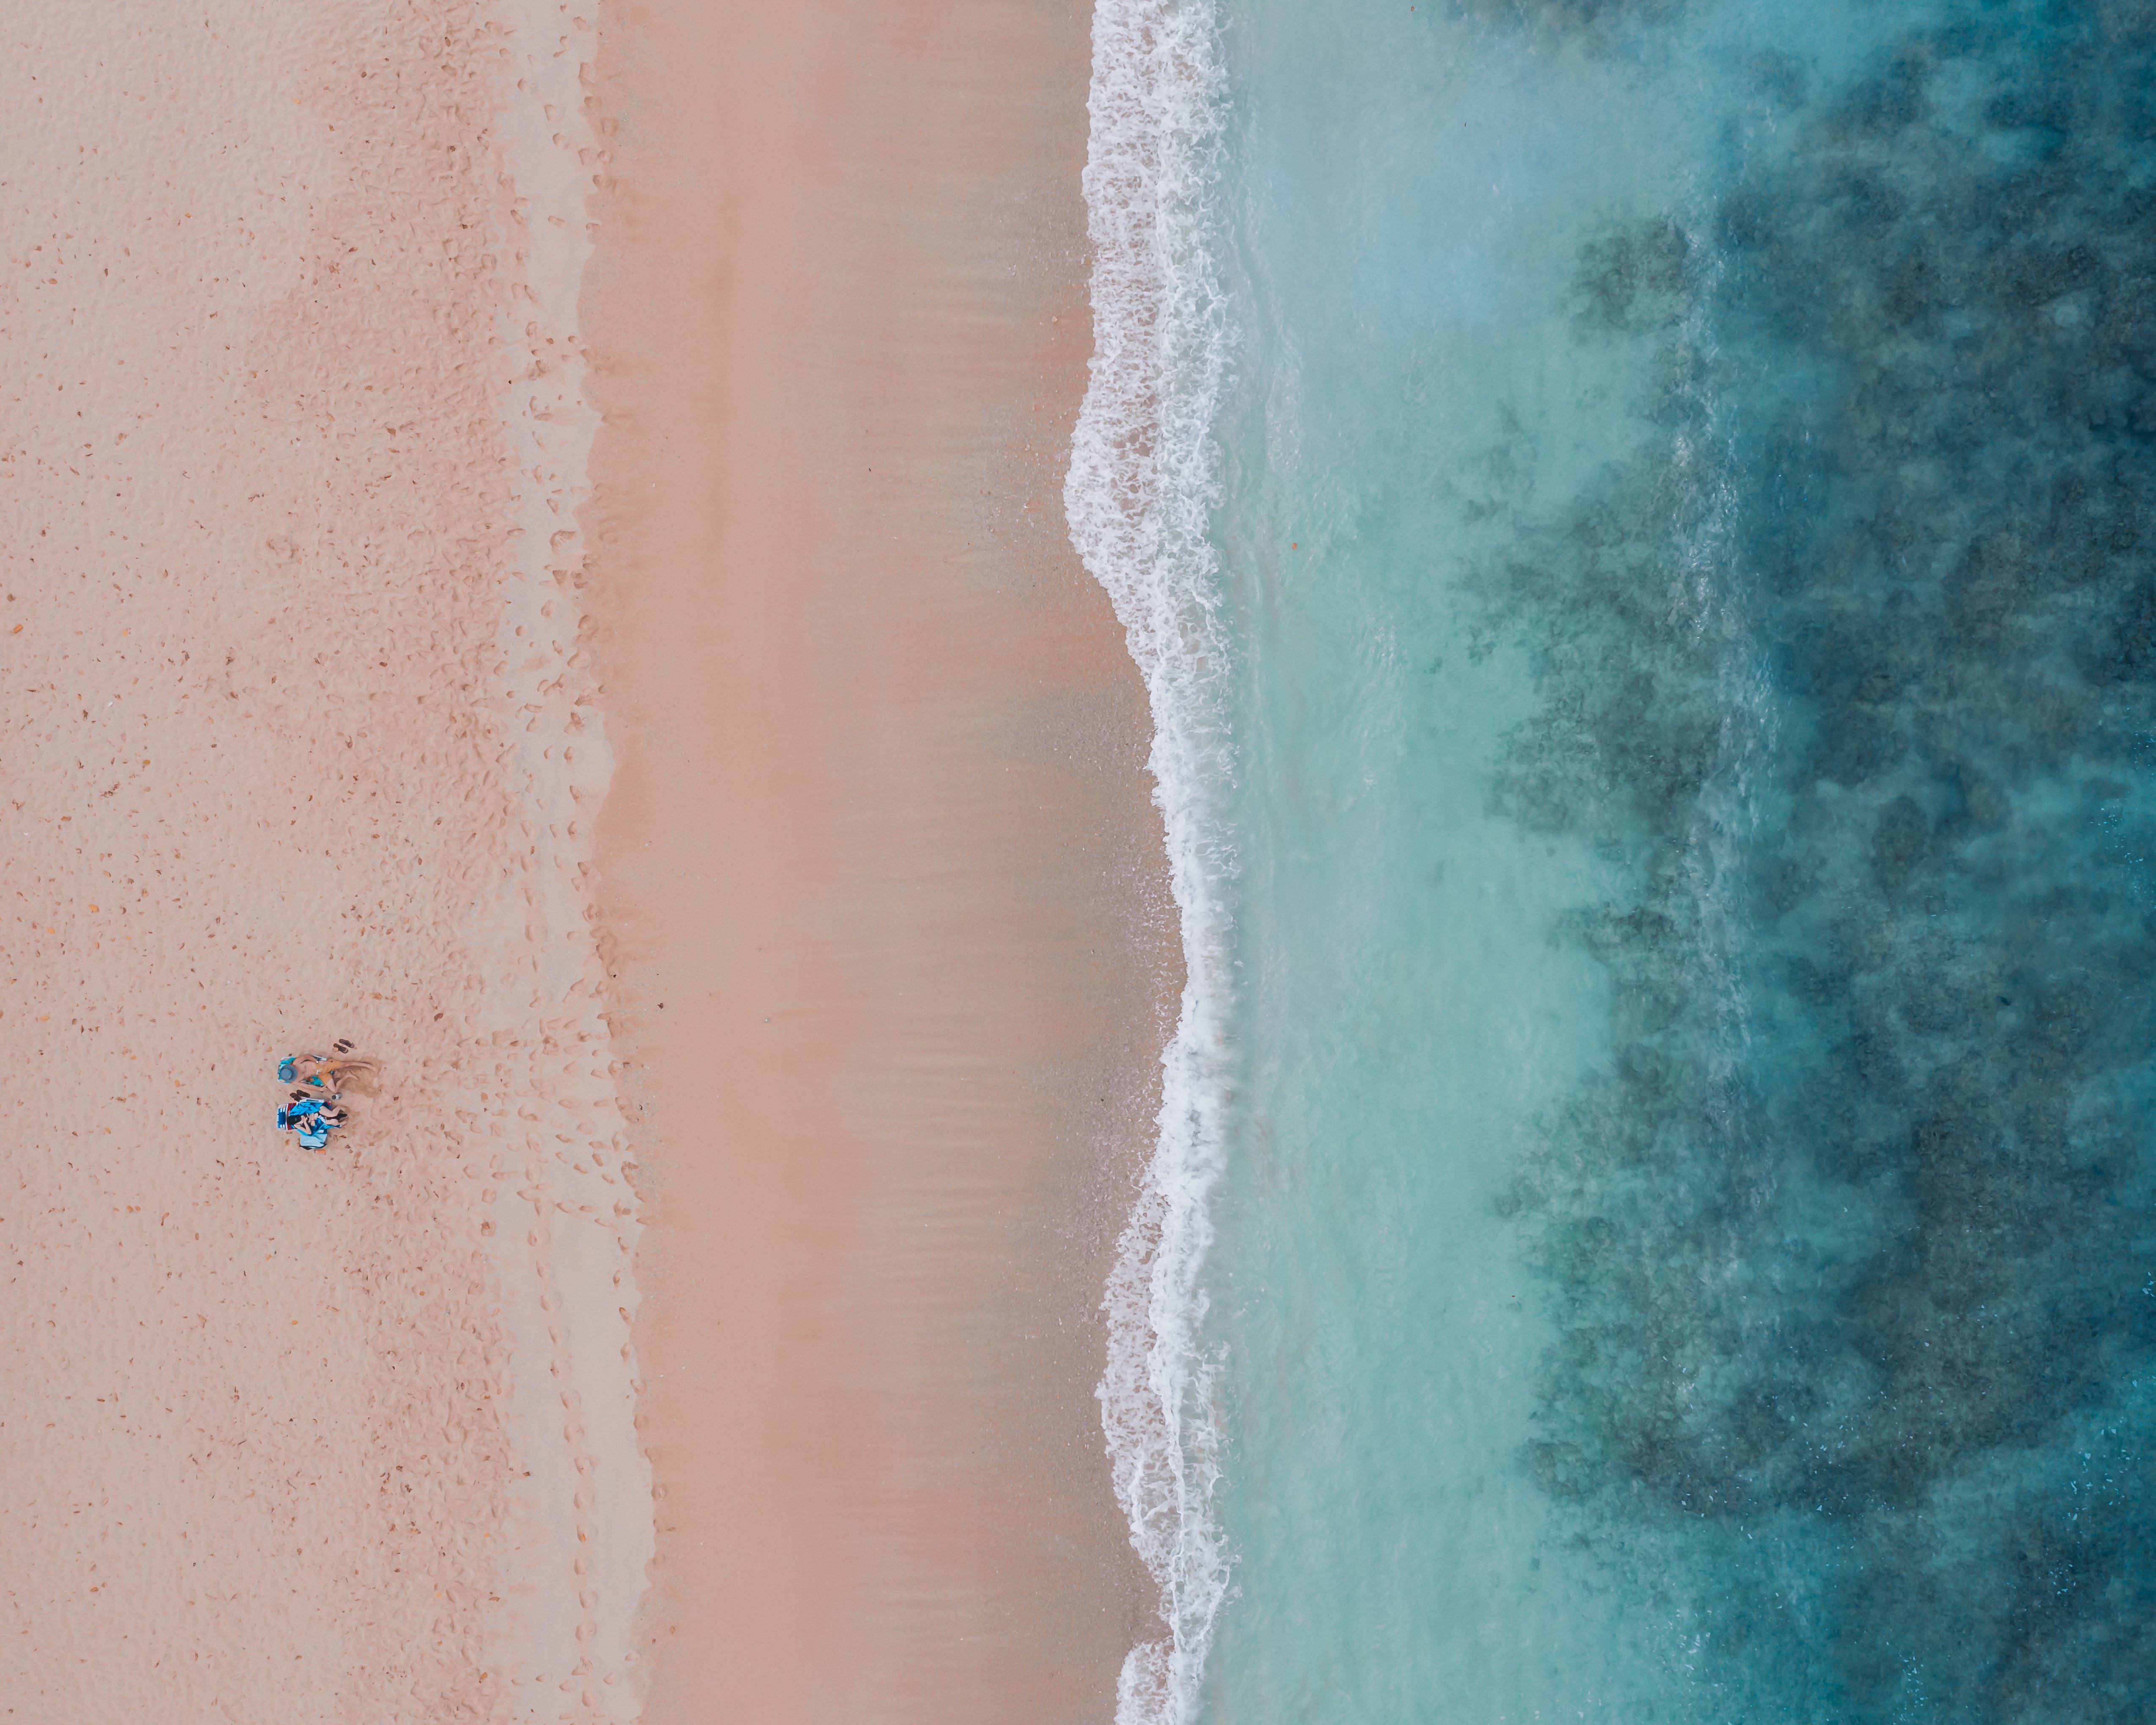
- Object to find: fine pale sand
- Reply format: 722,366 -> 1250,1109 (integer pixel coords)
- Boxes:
4,4 -> 646,1720
5,0 -> 1166,1718
584,0 -> 1171,1720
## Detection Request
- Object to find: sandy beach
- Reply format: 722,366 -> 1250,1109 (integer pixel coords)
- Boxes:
585,1 -> 1169,1718
5,2 -> 641,1717
5,0 -> 1166,1719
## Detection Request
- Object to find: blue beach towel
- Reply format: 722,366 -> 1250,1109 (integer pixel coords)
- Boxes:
276,1099 -> 339,1150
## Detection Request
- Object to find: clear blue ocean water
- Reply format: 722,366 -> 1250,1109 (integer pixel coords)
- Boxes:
1070,2 -> 2156,1720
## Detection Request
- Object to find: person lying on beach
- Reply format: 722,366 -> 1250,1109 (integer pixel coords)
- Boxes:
282,1055 -> 371,1085
278,1048 -> 378,1090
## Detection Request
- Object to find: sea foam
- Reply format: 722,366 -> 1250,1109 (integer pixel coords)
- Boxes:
1064,2 -> 1237,1720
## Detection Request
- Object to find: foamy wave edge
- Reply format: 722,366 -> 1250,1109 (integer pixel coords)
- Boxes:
1064,3 -> 1235,1720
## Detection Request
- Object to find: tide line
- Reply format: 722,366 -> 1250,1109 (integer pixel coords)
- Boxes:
1066,3 -> 1239,1721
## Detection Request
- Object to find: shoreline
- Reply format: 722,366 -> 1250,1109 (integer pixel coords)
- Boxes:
583,0 -> 1174,1716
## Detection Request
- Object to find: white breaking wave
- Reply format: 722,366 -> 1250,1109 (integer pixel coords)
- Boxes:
1064,3 -> 1236,1721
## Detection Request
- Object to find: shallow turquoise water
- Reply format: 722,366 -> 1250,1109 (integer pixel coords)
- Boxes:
1156,1 -> 2156,1718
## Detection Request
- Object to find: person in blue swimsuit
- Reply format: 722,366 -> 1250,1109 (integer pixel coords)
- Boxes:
278,1040 -> 376,1093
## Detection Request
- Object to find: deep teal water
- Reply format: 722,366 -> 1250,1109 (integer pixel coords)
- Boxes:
1171,1 -> 2156,1718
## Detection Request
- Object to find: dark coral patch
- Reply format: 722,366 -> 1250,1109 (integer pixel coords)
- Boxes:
1470,5 -> 2156,1717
